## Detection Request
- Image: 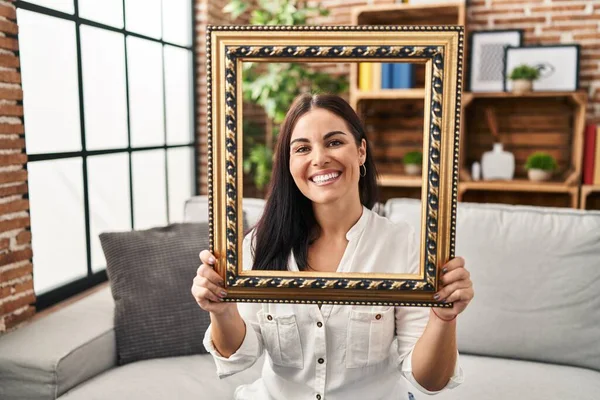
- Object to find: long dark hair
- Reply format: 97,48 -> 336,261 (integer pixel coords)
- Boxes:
251,93 -> 378,271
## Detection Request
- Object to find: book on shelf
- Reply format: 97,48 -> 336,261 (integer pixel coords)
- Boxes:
595,124 -> 600,185
358,63 -> 372,91
359,63 -> 416,91
583,123 -> 600,185
372,62 -> 382,91
381,63 -> 393,89
392,63 -> 415,89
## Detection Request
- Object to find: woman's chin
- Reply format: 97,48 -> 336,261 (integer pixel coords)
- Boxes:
305,192 -> 343,206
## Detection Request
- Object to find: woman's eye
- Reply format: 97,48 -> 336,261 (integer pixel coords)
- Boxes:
328,140 -> 342,147
294,146 -> 309,153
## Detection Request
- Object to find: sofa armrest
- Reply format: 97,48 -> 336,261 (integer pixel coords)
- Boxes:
0,286 -> 117,400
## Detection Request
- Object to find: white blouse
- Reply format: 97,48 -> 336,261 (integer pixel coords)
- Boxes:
203,206 -> 463,400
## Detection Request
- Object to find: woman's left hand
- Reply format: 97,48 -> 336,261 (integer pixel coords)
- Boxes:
432,256 -> 474,320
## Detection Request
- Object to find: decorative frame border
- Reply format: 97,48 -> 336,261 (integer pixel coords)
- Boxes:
207,25 -> 464,307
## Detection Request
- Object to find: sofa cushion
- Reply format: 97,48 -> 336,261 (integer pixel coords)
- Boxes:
430,354 -> 600,400
100,223 -> 212,365
59,354 -> 264,400
0,287 -> 116,400
185,195 -> 260,230
385,198 -> 600,372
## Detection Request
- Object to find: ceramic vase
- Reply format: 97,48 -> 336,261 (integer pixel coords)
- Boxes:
481,143 -> 515,181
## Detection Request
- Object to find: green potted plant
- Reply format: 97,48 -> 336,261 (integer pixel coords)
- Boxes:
509,64 -> 540,94
403,151 -> 423,176
525,151 -> 557,182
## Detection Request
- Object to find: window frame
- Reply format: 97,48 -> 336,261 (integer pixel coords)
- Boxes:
15,0 -> 198,310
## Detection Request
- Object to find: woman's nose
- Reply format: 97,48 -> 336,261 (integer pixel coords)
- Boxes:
311,146 -> 330,166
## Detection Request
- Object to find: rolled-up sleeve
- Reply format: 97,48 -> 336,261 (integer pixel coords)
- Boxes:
202,230 -> 265,378
202,302 -> 264,378
400,345 -> 464,394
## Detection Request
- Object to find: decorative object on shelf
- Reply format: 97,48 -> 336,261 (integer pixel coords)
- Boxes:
468,29 -> 522,92
403,151 -> 423,176
481,107 -> 515,181
525,152 -> 558,182
481,143 -> 515,181
508,64 -> 539,94
471,161 -> 481,181
503,45 -> 580,92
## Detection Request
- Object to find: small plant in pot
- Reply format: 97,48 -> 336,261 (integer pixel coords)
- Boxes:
403,151 -> 423,176
509,64 -> 540,94
525,152 -> 557,182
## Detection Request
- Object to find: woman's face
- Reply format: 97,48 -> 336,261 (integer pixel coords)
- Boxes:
289,107 -> 366,206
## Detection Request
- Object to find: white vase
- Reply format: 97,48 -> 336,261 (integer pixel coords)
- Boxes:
528,169 -> 552,182
404,164 -> 421,176
471,161 -> 481,181
512,79 -> 533,94
481,143 -> 515,181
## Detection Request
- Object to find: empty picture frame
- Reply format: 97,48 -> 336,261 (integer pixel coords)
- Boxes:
206,25 -> 464,307
503,44 -> 580,92
468,29 -> 522,92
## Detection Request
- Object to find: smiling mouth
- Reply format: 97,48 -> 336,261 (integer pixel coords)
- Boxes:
310,171 -> 341,186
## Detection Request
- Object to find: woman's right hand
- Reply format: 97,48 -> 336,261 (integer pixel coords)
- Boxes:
191,250 -> 235,315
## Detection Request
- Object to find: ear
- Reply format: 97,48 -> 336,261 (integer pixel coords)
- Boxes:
359,138 -> 367,164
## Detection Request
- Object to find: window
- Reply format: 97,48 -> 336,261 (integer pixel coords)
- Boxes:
16,0 -> 196,309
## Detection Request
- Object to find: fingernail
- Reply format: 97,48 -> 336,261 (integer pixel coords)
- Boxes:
442,267 -> 447,274
218,281 -> 225,287
433,293 -> 440,301
220,290 -> 227,297
209,256 -> 216,264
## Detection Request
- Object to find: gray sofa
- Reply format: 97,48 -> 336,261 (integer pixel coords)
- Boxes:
1,197 -> 599,399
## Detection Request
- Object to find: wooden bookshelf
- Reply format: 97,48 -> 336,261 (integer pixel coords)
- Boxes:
460,91 -> 586,208
351,2 -> 466,26
350,2 -> 465,202
378,174 -> 423,188
580,185 -> 600,210
349,2 -> 588,209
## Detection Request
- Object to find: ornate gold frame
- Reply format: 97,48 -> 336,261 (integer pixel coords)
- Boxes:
207,25 -> 464,307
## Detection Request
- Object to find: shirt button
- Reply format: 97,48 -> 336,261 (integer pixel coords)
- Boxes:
317,321 -> 323,328
318,358 -> 325,364
375,314 -> 382,320
267,315 -> 273,321
316,395 -> 321,400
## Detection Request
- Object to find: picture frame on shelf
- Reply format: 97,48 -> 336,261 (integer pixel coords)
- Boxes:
503,44 -> 580,92
207,25 -> 464,307
468,29 -> 523,92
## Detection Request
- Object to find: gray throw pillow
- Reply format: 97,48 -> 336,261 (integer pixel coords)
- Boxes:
100,223 -> 212,365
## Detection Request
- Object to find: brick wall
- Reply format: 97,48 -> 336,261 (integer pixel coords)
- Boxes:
467,0 -> 600,119
0,0 -> 34,333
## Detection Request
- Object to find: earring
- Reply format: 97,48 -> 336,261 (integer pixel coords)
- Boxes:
360,163 -> 367,177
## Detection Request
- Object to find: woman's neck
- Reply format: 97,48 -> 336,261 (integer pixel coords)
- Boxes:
312,198 -> 364,240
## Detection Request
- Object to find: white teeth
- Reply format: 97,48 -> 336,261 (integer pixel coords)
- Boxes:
312,172 -> 340,184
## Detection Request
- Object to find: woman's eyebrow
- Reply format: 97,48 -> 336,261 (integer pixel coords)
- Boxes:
290,131 -> 346,146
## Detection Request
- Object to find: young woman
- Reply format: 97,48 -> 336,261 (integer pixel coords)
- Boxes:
192,93 -> 474,400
